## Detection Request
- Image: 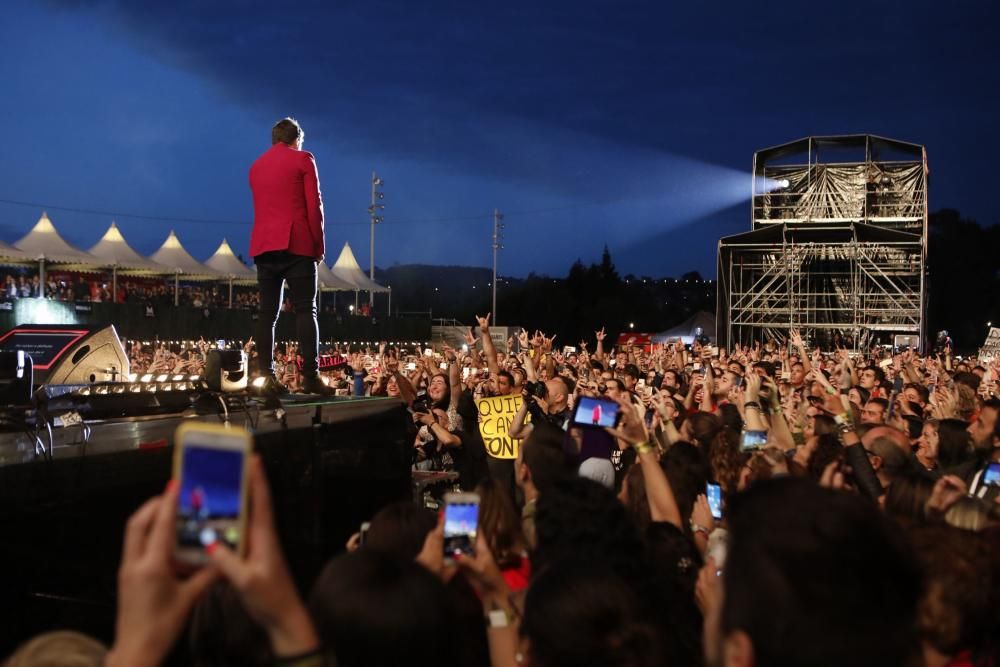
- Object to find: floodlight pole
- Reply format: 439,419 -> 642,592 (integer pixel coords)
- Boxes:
492,208 -> 503,324
368,171 -> 384,310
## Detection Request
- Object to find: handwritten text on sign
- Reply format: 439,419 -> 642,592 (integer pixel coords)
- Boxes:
477,395 -> 530,459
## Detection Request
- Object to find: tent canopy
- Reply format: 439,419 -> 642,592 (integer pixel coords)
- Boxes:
149,230 -> 221,279
653,311 -> 716,345
330,242 -> 389,292
14,212 -> 100,266
88,221 -> 170,273
0,240 -> 31,264
204,239 -> 255,279
317,260 -> 355,291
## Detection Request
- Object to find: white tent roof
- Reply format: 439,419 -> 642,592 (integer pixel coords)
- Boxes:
330,242 -> 389,292
88,221 -> 171,273
317,259 -> 355,291
14,212 -> 100,265
149,230 -> 221,278
652,311 -> 717,345
204,239 -> 255,279
0,240 -> 31,263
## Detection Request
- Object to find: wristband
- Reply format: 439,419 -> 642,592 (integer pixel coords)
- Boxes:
635,441 -> 655,455
743,401 -> 761,410
825,386 -> 837,395
690,520 -> 710,537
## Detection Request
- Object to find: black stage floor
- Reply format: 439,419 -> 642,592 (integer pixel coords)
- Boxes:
0,393 -> 414,655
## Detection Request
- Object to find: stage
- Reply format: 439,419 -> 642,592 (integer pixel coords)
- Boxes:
0,393 -> 415,655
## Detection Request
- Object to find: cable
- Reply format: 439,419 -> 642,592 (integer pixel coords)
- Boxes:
0,194 -> 620,230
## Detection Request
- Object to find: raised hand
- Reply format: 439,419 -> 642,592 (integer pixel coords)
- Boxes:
595,327 -> 607,343
475,313 -> 491,334
463,328 -> 479,348
106,484 -> 219,667
208,457 -> 318,657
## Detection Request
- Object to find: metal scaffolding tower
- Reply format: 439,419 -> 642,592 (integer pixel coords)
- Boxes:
718,135 -> 928,350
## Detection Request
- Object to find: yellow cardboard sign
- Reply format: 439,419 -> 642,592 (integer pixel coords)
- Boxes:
477,394 -> 530,459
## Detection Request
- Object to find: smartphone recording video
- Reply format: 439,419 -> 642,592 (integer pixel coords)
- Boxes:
739,429 -> 768,451
443,492 -> 479,562
706,482 -> 723,520
173,423 -> 251,566
572,396 -> 621,428
984,462 -> 1000,487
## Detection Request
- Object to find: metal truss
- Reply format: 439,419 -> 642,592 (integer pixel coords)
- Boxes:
718,135 -> 928,351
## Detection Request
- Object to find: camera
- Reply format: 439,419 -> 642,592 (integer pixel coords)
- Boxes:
412,395 -> 433,414
524,380 -> 548,400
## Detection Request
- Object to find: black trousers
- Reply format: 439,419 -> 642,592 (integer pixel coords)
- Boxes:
255,251 -> 319,376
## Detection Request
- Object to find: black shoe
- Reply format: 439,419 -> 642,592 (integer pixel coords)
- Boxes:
252,374 -> 289,397
301,374 -> 336,396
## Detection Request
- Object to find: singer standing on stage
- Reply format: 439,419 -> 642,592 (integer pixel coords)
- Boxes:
249,117 -> 332,396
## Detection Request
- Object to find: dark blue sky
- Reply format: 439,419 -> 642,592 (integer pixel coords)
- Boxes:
0,1 -> 996,277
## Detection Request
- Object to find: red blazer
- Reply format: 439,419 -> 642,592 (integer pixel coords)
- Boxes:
249,143 -> 325,260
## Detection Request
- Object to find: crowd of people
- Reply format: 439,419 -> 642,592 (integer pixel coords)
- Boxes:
1,271 -> 262,309
6,316 -> 1000,666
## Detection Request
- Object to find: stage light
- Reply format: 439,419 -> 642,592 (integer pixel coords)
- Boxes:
156,374 -> 168,382
189,375 -> 200,381
778,179 -> 790,188
140,374 -> 153,382
172,374 -> 185,381
252,376 -> 267,388
127,373 -> 138,382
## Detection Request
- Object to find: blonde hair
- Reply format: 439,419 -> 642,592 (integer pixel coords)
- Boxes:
3,631 -> 106,667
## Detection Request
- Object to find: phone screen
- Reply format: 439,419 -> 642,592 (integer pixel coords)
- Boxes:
740,429 -> 768,451
176,444 -> 246,554
443,496 -> 479,559
984,462 -> 1000,486
706,483 -> 723,520
572,396 -> 620,428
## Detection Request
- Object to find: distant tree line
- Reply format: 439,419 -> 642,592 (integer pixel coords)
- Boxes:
377,210 -> 999,353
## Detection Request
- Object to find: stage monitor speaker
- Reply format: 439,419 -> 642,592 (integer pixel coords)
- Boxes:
205,350 -> 248,392
0,350 -> 33,406
0,324 -> 130,385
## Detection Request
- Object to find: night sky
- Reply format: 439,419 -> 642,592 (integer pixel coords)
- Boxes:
1,1 -> 996,278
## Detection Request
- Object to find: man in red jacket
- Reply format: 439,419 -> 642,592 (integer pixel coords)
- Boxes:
249,117 -> 332,395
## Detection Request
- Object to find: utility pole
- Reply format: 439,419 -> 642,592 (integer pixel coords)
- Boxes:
367,171 -> 384,310
492,208 -> 504,325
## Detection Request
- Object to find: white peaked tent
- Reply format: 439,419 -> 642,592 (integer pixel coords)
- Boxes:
0,240 -> 31,263
317,260 -> 355,291
330,243 -> 388,292
204,239 -> 255,307
88,221 -> 171,299
149,230 -> 222,305
330,242 -> 390,312
14,212 -> 101,296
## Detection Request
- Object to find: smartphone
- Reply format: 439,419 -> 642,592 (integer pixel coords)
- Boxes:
571,396 -> 621,428
216,339 -> 226,349
984,462 -> 1000,487
780,370 -> 791,381
462,367 -> 471,380
439,362 -> 448,370
359,521 -> 371,547
739,429 -> 768,451
172,423 -> 251,566
406,362 -> 417,371
563,345 -> 577,354
423,348 -> 433,357
706,482 -> 723,520
443,491 -> 480,563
